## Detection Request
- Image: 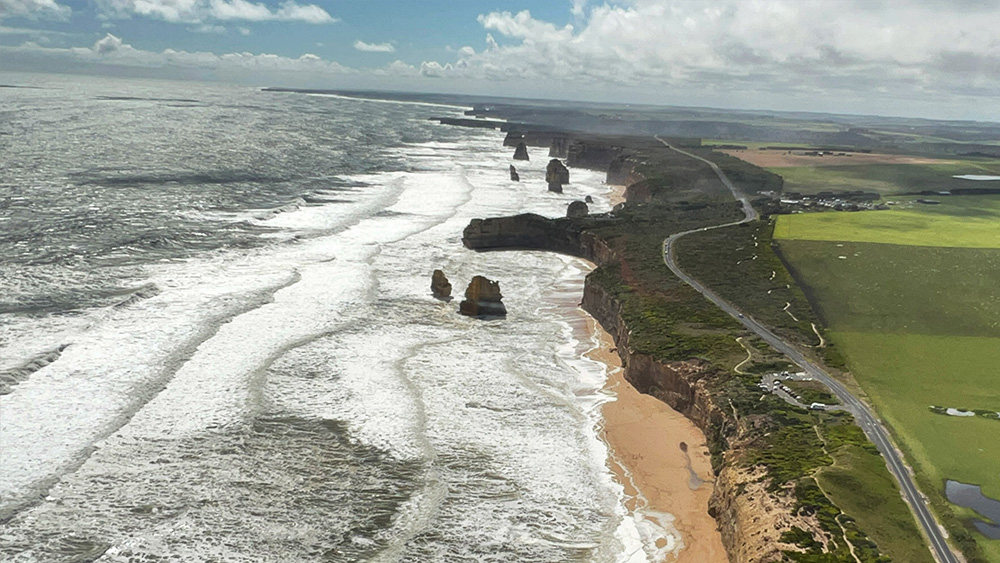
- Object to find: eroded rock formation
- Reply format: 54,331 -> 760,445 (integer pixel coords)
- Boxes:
509,165 -> 520,182
431,269 -> 452,300
585,195 -> 594,203
546,159 -> 569,193
567,200 -> 589,218
459,276 -> 507,317
549,136 -> 569,158
513,142 -> 529,161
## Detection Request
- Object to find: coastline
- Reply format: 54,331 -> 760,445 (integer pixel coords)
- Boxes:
599,181 -> 725,561
586,316 -> 728,563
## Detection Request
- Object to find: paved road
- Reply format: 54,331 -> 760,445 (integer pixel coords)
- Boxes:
655,137 -> 958,563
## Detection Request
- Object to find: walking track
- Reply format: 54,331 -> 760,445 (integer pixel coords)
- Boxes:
655,137 -> 958,563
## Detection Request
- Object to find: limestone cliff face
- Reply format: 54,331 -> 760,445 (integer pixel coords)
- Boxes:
711,464 -> 829,563
459,276 -> 507,317
431,269 -> 452,300
463,213 -> 587,257
567,141 -> 624,171
546,159 -> 570,193
513,142 -> 530,161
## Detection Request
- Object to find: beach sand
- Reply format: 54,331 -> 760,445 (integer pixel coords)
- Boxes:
608,184 -> 627,207
586,317 -> 728,563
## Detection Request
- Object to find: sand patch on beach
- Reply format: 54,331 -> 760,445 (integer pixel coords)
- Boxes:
587,319 -> 728,563
608,184 -> 627,207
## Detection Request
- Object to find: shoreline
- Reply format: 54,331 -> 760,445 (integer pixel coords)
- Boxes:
590,180 -> 726,562
585,316 -> 728,563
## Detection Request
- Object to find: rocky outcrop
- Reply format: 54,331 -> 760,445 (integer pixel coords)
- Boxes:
431,269 -> 452,300
513,142 -> 530,161
459,276 -> 507,317
567,200 -> 589,218
509,165 -> 520,182
546,159 -> 570,192
585,195 -> 593,203
607,155 -> 632,184
464,213 -> 580,256
549,136 -> 569,158
462,213 -> 616,264
567,141 -> 624,171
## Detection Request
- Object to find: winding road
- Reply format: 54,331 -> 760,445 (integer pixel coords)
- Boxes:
656,137 -> 958,563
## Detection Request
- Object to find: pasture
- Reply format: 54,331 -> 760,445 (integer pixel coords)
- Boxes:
770,160 -> 1000,195
775,208 -> 1000,558
774,196 -> 1000,248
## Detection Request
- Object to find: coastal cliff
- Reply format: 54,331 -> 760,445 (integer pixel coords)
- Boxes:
581,278 -> 820,563
463,213 -> 802,563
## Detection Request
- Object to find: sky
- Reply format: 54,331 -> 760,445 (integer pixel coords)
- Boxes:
3,0 -> 1000,121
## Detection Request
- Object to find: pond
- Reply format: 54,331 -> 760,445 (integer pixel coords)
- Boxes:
946,480 -> 1000,539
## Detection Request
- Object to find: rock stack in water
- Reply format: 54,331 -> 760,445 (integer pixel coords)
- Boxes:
585,195 -> 593,203
459,276 -> 507,317
546,159 -> 570,193
513,142 -> 529,161
566,200 -> 589,218
509,165 -> 520,182
431,269 -> 452,300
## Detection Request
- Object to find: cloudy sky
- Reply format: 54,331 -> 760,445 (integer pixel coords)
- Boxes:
3,0 -> 1000,121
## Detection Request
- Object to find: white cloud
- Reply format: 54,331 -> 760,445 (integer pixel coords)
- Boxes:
376,59 -> 417,76
406,1 -> 1000,114
93,32 -> 128,54
2,32 -> 353,80
237,26 -> 249,35
96,0 -> 336,24
353,40 -> 395,53
190,23 -> 226,33
0,0 -> 70,20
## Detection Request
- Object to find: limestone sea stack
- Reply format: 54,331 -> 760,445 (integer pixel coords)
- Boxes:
431,269 -> 452,300
509,165 -> 520,182
546,159 -> 570,193
567,200 -> 589,218
459,276 -> 507,317
513,142 -> 529,161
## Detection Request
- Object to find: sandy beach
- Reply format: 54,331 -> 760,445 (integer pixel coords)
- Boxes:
608,184 -> 627,207
587,317 -> 728,563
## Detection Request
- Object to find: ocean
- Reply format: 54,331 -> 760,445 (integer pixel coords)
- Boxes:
0,74 -> 678,562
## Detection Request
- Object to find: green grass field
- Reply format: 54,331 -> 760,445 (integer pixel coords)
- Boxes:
775,208 -> 1000,561
774,196 -> 1000,247
775,240 -> 1000,336
831,332 -> 1000,498
773,161 -> 1000,195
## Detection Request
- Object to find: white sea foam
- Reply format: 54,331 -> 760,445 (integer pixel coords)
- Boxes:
2,102 -> 681,562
